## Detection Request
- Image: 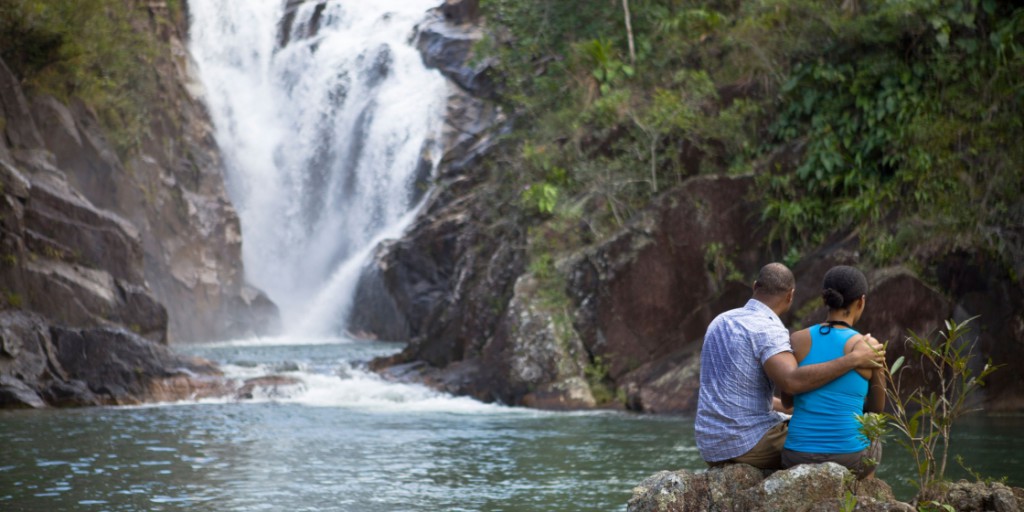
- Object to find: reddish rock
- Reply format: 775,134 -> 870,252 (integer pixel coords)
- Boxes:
569,174 -> 768,412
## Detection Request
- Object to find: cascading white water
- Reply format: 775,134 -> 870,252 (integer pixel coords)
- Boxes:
188,0 -> 447,336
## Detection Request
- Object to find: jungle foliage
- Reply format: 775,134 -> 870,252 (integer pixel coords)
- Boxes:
478,0 -> 1024,271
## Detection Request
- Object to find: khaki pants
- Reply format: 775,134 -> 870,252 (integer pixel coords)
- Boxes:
781,439 -> 883,479
707,421 -> 788,470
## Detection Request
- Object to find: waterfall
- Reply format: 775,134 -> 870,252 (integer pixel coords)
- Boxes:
188,0 -> 447,336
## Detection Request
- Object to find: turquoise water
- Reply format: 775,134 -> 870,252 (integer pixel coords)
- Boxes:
1,339 -> 1020,511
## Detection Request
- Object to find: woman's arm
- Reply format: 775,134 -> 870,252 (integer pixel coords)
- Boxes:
864,368 -> 886,413
778,393 -> 794,414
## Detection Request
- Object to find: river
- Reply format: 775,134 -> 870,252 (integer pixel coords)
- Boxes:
2,338 -> 1023,511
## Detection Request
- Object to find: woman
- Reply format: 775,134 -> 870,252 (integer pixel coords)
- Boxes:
781,265 -> 885,479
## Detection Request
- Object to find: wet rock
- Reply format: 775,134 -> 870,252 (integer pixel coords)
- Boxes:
351,0 -> 511,370
0,310 -> 223,407
618,347 -> 701,414
416,8 -> 494,98
441,0 -> 480,25
235,375 -> 305,400
50,325 -> 222,406
922,480 -> 1024,512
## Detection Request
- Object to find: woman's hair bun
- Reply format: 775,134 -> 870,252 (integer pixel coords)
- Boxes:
822,287 -> 845,309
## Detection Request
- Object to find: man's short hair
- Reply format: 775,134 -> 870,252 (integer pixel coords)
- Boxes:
754,263 -> 795,296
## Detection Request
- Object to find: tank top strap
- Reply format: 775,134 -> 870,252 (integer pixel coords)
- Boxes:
804,325 -> 859,366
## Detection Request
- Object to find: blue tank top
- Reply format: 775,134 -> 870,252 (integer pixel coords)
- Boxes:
784,326 -> 869,454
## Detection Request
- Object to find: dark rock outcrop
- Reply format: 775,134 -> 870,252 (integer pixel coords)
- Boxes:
416,6 -> 494,98
0,74 -> 229,406
353,5 -> 521,398
0,310 -> 227,408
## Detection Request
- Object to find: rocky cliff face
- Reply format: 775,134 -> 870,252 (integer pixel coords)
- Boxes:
0,56 -> 227,407
0,0 -> 281,407
354,0 -> 1024,413
26,1 -> 277,343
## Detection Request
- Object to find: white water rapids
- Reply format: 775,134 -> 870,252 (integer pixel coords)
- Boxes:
188,0 -> 447,336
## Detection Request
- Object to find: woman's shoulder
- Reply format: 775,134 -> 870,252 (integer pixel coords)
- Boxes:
841,331 -> 867,353
842,332 -> 874,379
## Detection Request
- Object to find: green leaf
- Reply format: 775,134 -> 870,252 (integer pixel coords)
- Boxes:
890,355 -> 905,375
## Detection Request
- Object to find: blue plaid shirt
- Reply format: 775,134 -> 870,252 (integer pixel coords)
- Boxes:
695,299 -> 792,462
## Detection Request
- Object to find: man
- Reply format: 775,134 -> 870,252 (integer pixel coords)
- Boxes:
695,262 -> 885,469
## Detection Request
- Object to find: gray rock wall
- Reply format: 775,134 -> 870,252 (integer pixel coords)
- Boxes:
23,1 -> 278,343
0,1 -> 279,407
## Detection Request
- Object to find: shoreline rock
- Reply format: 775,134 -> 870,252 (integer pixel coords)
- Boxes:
627,463 -> 1024,512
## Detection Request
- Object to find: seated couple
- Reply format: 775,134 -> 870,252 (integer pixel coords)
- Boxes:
695,263 -> 886,478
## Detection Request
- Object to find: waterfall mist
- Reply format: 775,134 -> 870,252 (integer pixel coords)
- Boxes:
188,0 -> 446,336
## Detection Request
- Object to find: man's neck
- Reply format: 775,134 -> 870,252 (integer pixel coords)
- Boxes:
752,295 -> 787,317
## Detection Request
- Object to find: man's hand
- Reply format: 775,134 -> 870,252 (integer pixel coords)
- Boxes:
849,334 -> 886,369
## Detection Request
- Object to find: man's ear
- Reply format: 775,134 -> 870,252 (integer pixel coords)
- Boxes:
787,288 -> 795,305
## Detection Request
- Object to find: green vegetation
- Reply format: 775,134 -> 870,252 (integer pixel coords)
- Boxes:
859,317 -> 1001,503
584,356 -> 620,405
479,0 -> 1023,268
0,0 -> 168,154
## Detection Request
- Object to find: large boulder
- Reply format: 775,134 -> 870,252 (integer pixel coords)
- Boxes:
49,325 -> 224,406
924,480 -> 1024,512
0,310 -> 225,408
477,273 -> 595,409
626,464 -> 766,512
627,463 -> 915,512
